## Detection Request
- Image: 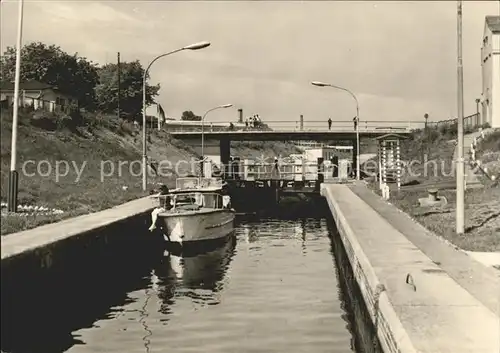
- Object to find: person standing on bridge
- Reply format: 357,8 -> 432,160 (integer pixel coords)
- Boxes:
272,157 -> 281,179
328,118 -> 332,130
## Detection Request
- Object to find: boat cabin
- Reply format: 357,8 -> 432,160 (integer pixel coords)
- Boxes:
154,177 -> 231,212
157,191 -> 231,212
172,177 -> 226,192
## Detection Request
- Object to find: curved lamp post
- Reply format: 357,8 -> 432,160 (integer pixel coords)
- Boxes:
142,41 -> 210,191
456,0 -> 465,235
311,81 -> 360,181
201,104 -> 233,172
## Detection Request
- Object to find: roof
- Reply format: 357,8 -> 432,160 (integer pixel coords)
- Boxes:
486,16 -> 500,33
0,80 -> 55,91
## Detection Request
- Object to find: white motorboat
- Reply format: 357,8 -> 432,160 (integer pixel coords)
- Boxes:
149,177 -> 235,246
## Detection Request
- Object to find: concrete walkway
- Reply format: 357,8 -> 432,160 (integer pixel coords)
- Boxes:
1,197 -> 156,261
322,183 -> 499,353
349,183 -> 500,316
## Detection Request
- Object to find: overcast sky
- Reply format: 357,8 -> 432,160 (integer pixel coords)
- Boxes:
1,0 -> 499,125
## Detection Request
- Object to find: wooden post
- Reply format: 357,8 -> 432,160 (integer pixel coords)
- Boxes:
117,52 -> 121,120
378,141 -> 382,189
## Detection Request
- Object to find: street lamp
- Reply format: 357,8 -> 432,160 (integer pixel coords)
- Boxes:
142,41 -> 210,191
201,104 -> 233,161
456,0 -> 465,235
311,81 -> 360,180
475,98 -> 481,127
8,0 -> 24,213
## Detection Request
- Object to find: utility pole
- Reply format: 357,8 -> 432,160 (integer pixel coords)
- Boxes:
424,113 -> 429,162
8,0 -> 24,213
117,52 -> 121,120
456,0 -> 465,235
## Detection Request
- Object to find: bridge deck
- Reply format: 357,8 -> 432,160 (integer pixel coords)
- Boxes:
169,129 -> 411,141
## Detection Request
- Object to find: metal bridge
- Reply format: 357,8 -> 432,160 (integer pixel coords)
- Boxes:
166,120 -> 415,141
162,113 -> 483,134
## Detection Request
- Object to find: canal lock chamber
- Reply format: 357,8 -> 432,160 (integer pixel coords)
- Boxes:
1,198 -> 382,353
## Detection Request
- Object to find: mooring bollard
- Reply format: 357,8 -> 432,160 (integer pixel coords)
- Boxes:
427,188 -> 439,202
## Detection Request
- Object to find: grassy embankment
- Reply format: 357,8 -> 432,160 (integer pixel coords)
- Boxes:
364,124 -> 500,252
0,109 -> 298,235
231,141 -> 300,160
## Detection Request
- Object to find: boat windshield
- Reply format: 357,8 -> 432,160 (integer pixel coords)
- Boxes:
175,177 -> 224,190
157,192 -> 230,211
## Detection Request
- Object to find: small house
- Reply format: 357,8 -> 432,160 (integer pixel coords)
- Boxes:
0,80 -> 78,113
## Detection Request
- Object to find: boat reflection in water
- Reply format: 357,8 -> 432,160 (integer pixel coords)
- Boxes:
238,219 -> 315,243
152,234 -> 237,312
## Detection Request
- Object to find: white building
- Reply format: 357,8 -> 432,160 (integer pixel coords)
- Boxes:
481,16 -> 500,128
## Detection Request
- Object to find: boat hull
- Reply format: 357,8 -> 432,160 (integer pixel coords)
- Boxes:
158,209 -> 235,244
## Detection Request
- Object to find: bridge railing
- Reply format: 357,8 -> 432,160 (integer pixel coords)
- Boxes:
166,120 -> 426,133
427,113 -> 482,130
292,141 -> 355,149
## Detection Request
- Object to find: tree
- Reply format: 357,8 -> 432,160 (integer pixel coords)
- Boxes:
0,42 -> 99,109
181,111 -> 202,121
94,61 -> 160,120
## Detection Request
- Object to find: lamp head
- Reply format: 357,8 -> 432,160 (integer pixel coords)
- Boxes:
183,41 -> 211,50
220,104 -> 233,108
311,81 -> 330,87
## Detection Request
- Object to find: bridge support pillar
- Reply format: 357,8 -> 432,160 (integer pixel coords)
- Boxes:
352,139 -> 358,178
220,137 -> 231,178
315,157 -> 324,191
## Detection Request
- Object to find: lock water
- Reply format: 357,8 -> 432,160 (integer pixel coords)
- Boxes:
1,217 -> 381,353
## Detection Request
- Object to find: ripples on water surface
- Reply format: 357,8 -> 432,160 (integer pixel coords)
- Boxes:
2,218 -> 380,353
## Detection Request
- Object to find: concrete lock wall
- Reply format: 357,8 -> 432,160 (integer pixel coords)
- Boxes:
1,198 -> 163,351
320,184 -> 499,353
1,197 -> 157,278
321,185 -> 414,353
